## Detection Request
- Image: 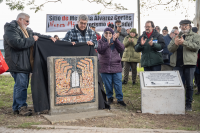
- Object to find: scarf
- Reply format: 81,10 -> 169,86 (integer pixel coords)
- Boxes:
18,22 -> 34,71
102,35 -> 115,50
146,30 -> 153,38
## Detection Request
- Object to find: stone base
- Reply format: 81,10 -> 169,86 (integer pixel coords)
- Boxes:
140,72 -> 185,115
43,110 -> 115,124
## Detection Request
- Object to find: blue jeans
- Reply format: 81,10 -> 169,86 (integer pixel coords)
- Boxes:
10,72 -> 29,111
101,73 -> 123,101
173,67 -> 195,105
144,65 -> 161,71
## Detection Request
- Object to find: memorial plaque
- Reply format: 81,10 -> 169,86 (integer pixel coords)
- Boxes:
140,71 -> 185,114
143,71 -> 181,87
47,56 -> 98,115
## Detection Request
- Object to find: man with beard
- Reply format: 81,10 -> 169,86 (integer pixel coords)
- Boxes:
135,20 -> 165,71
62,14 -> 97,48
168,20 -> 200,111
3,13 -> 56,116
162,26 -> 169,36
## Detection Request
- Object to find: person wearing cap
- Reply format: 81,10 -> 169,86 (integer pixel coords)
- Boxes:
135,20 -> 165,71
114,20 -> 128,68
168,20 -> 200,111
192,27 -> 200,95
162,29 -> 179,71
162,26 -> 169,36
121,28 -> 140,85
97,27 -> 126,106
62,14 -> 97,48
90,25 -> 101,41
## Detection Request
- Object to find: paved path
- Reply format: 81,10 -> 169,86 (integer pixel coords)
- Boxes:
0,125 -> 200,133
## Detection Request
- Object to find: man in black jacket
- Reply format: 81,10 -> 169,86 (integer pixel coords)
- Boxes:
135,21 -> 165,71
3,13 -> 56,116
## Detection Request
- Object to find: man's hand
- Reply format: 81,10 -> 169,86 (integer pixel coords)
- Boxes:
116,33 -> 120,38
33,35 -> 39,41
113,33 -> 117,41
148,38 -> 153,46
129,38 -> 131,42
117,26 -> 121,32
141,37 -> 147,46
132,38 -> 134,42
87,41 -> 94,46
174,36 -> 179,46
50,37 -> 56,43
71,42 -> 76,45
178,36 -> 184,45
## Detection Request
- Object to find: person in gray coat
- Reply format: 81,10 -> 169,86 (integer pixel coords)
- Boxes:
114,20 -> 128,68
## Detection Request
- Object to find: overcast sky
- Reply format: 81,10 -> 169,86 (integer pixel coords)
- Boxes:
0,0 -> 196,40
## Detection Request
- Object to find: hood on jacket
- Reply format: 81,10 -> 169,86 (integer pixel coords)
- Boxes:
4,20 -> 32,32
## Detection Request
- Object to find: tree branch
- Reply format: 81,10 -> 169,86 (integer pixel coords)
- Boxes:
148,0 -> 175,8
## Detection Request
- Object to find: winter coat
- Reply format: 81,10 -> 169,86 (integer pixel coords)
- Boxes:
163,34 -> 173,66
134,29 -> 165,67
3,20 -> 51,73
168,30 -> 200,67
121,35 -> 140,62
97,39 -> 125,73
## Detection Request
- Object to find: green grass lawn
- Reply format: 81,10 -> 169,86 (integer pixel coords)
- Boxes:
0,75 -> 32,108
1,71 -> 200,130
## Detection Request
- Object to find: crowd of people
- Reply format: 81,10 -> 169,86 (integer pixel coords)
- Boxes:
3,13 -> 200,116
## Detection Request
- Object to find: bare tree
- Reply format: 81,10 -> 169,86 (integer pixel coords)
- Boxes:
2,0 -> 127,13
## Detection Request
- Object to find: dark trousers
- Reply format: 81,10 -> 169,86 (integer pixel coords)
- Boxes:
195,73 -> 200,92
144,65 -> 161,71
173,67 -> 195,105
120,51 -> 124,68
123,62 -> 137,82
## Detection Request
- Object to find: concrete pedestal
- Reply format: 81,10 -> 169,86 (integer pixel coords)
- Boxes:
140,71 -> 185,114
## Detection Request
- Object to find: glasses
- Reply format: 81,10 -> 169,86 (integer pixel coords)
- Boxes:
117,25 -> 122,27
105,32 -> 112,35
79,22 -> 87,26
180,24 -> 189,28
22,19 -> 29,23
173,33 -> 178,35
144,26 -> 152,29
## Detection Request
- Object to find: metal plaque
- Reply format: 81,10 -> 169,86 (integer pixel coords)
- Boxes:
143,71 -> 182,87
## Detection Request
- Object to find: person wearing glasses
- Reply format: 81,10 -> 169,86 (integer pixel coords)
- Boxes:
97,27 -> 126,106
114,20 -> 128,68
162,29 -> 179,71
3,13 -> 56,116
135,20 -> 165,71
62,14 -> 97,48
168,20 -> 200,111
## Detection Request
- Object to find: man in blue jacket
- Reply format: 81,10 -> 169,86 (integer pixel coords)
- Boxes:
162,29 -> 179,71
